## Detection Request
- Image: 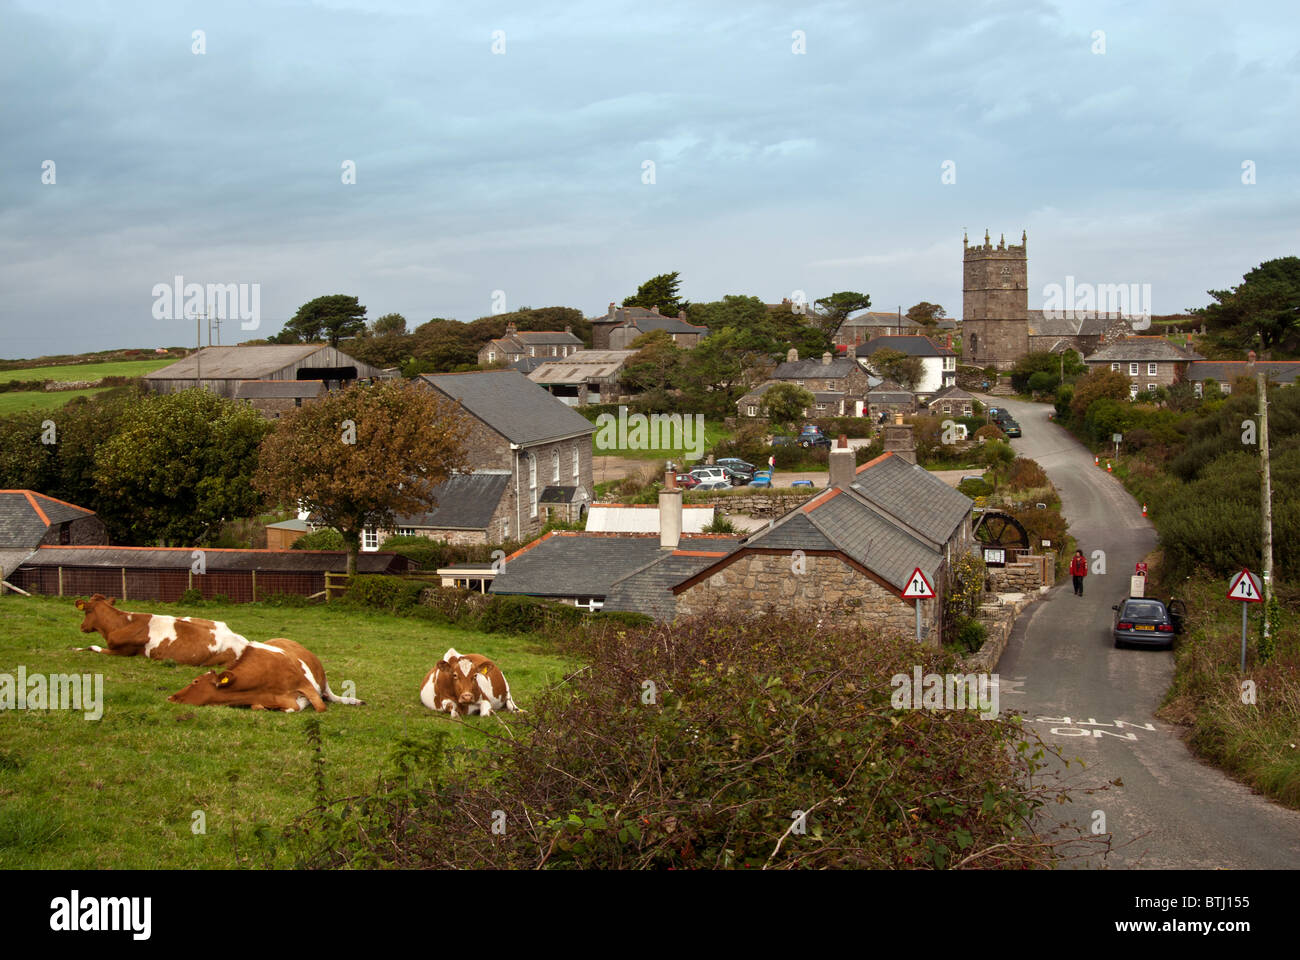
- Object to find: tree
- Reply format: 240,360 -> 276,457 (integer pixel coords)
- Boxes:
92,389 -> 272,545
1196,257 -> 1300,355
761,384 -> 816,430
275,295 -> 368,347
868,348 -> 923,390
371,312 -> 408,337
813,291 -> 872,340
254,379 -> 470,577
905,302 -> 946,326
1010,350 -> 1085,393
623,272 -> 687,316
620,330 -> 684,395
1069,368 -> 1131,422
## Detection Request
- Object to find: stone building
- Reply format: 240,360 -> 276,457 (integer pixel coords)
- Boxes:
1185,354 -> 1300,398
372,370 -> 598,546
1083,337 -> 1203,398
234,379 -> 325,419
591,304 -> 709,350
527,349 -> 637,406
736,349 -> 874,419
477,322 -> 583,366
143,344 -> 388,398
0,490 -> 107,579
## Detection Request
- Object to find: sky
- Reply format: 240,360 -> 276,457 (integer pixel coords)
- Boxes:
2,0 -> 1298,357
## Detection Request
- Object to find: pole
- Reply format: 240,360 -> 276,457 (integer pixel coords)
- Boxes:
1259,372 -> 1273,649
915,599 -> 922,642
1241,601 -> 1248,673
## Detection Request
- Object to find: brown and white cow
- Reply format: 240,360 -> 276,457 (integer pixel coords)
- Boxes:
420,647 -> 518,718
167,638 -> 364,713
74,594 -> 250,666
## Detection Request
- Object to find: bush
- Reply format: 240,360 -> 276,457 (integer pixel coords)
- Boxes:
478,594 -> 585,635
973,424 -> 1006,442
980,439 -> 1015,466
954,617 -> 988,654
704,514 -> 737,533
178,588 -> 203,605
292,528 -> 345,551
1004,457 -> 1048,491
957,478 -> 993,498
343,575 -> 425,613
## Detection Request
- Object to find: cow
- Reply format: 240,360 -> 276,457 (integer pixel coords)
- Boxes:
419,647 -> 518,718
167,638 -> 364,712
74,594 -> 250,667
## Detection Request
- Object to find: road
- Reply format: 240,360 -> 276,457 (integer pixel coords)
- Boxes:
985,394 -> 1300,868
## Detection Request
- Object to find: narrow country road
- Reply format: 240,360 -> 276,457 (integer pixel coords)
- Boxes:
984,395 -> 1300,868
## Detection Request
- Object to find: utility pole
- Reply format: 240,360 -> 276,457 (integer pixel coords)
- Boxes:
195,308 -> 206,391
1258,370 -> 1274,647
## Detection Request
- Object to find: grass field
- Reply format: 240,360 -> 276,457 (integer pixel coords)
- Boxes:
0,595 -> 577,868
0,359 -> 173,382
0,388 -> 113,415
591,419 -> 732,460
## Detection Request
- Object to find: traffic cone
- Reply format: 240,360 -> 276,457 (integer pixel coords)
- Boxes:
1094,455 -> 1099,466
1106,462 -> 1112,472
1142,503 -> 1147,516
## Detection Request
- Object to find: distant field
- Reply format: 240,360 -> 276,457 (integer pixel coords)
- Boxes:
0,595 -> 576,868
1,358 -> 172,382
0,389 -> 112,416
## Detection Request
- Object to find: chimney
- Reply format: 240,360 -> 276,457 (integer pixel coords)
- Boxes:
822,352 -> 832,366
1248,349 -> 1257,366
659,470 -> 682,550
678,310 -> 687,321
829,435 -> 855,489
946,334 -> 953,350
882,415 -> 916,464
608,302 -> 617,320
505,321 -> 517,336
651,305 -> 661,315
787,348 -> 799,363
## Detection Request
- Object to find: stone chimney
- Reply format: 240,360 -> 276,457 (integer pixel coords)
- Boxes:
822,352 -> 832,366
946,334 -> 953,350
1248,349 -> 1257,366
564,324 -> 572,335
787,348 -> 798,363
882,415 -> 916,464
678,309 -> 687,321
651,305 -> 661,315
608,302 -> 617,320
659,470 -> 682,550
829,435 -> 855,489
505,321 -> 517,336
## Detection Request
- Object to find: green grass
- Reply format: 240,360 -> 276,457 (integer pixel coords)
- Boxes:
0,594 -> 577,868
591,419 -> 732,460
0,389 -> 113,415
1,359 -> 172,382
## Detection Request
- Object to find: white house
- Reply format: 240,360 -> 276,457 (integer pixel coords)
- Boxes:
858,335 -> 957,398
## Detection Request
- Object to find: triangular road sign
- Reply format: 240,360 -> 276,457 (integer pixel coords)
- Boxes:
1227,569 -> 1263,602
902,567 -> 936,599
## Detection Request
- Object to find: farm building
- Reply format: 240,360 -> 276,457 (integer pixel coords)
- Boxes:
234,379 -> 327,418
142,344 -> 389,398
527,350 -> 637,406
6,545 -> 414,603
0,490 -> 107,584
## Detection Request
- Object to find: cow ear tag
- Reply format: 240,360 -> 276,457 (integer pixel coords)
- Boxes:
480,665 -> 490,674
219,675 -> 231,686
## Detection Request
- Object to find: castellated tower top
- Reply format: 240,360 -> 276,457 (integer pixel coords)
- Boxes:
963,228 -> 1027,259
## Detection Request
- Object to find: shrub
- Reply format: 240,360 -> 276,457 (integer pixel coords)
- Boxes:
178,588 -> 203,605
704,514 -> 737,534
980,439 -> 1015,466
954,617 -> 988,653
292,528 -> 345,551
957,477 -> 993,498
343,575 -> 425,613
1004,457 -> 1048,491
973,424 -> 1006,442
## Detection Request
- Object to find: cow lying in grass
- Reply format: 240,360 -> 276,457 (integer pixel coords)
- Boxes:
168,638 -> 364,713
74,594 -> 250,666
420,647 -> 518,718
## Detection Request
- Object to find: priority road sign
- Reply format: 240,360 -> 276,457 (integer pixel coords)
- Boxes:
902,567 -> 936,599
1227,569 -> 1263,603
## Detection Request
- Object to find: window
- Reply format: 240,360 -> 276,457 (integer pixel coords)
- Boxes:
502,517 -> 510,540
1111,362 -> 1120,372
1222,382 -> 1232,395
1147,383 -> 1157,392
529,347 -> 535,356
552,449 -> 560,482
397,528 -> 416,537
748,404 -> 759,416
573,444 -> 580,479
1129,362 -> 1139,375
1129,383 -> 1139,399
1194,382 -> 1203,398
488,351 -> 495,363
529,455 -> 537,518
1148,362 -> 1158,376
362,527 -> 378,551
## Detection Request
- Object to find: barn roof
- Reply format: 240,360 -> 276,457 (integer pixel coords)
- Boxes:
420,370 -> 595,445
17,545 -> 413,573
144,345 -> 383,381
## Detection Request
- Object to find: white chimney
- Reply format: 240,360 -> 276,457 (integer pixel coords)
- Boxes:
829,435 -> 855,488
659,470 -> 682,550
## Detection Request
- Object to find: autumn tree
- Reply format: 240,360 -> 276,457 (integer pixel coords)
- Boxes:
254,379 -> 470,576
905,302 -> 946,326
761,384 -> 816,430
92,389 -> 272,545
1069,367 -> 1132,422
868,348 -> 924,390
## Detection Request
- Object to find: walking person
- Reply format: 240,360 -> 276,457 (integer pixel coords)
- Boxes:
1069,549 -> 1088,596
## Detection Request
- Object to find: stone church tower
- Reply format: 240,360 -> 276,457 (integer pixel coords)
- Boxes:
963,230 -> 1029,371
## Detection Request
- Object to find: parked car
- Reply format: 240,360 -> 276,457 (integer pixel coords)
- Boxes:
746,476 -> 772,488
798,427 -> 832,449
725,467 -> 754,485
717,458 -> 756,474
674,473 -> 701,489
1112,597 -> 1183,649
690,467 -> 729,484
695,479 -> 731,491
1001,420 -> 1022,438
791,479 -> 815,488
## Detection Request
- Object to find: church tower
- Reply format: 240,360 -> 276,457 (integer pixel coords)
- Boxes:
962,230 -> 1029,371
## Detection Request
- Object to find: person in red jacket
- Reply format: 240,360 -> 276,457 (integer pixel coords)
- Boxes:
1069,549 -> 1088,596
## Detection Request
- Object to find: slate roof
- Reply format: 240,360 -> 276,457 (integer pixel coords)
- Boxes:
851,453 -> 972,545
839,312 -> 922,328
603,546 -> 740,620
0,490 -> 95,550
771,357 -> 861,379
1185,361 -> 1300,384
1085,337 -> 1202,363
393,472 -> 511,530
512,330 -> 584,346
489,533 -> 669,599
539,485 -> 582,504
18,546 -> 412,573
1025,310 -> 1131,337
420,370 -> 595,446
509,356 -> 550,374
234,379 -> 326,399
927,386 -> 974,403
860,336 -> 954,358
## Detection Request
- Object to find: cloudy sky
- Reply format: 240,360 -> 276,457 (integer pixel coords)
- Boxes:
2,0 -> 1297,356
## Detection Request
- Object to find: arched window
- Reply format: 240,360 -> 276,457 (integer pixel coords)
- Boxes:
552,450 -> 560,482
970,332 -> 978,356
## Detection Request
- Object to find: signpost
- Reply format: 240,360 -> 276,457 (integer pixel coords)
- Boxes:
902,566 -> 936,642
1112,433 -> 1122,459
1135,562 -> 1148,576
1227,568 -> 1264,672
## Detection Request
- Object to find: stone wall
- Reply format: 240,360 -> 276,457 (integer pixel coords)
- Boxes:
687,491 -> 818,515
674,552 -> 940,646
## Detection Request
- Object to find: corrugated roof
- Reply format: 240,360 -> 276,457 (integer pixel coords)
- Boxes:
528,350 -> 636,384
144,345 -> 383,380
19,546 -> 410,573
420,370 -> 595,445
